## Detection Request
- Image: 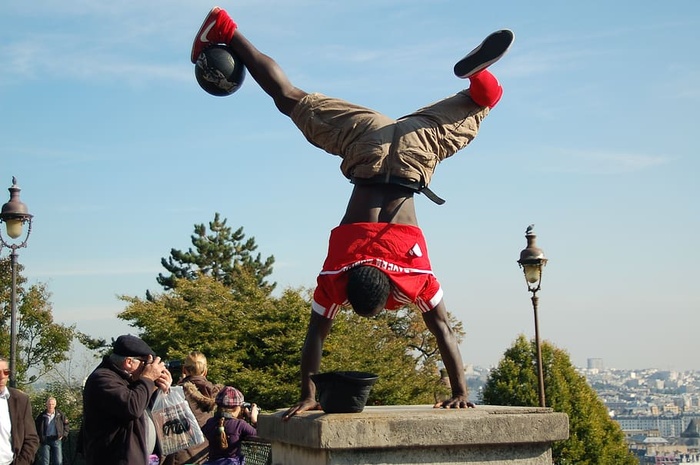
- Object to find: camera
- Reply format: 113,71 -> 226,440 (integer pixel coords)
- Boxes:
165,360 -> 182,371
242,402 -> 252,410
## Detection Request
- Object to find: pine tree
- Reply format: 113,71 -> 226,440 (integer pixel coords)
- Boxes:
482,335 -> 638,465
156,213 -> 275,295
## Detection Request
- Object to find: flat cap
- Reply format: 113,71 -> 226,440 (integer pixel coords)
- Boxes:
112,334 -> 155,358
216,386 -> 244,408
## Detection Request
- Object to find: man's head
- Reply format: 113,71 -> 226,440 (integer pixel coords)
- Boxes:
110,334 -> 156,379
0,357 -> 8,391
46,397 -> 56,413
346,266 -> 390,318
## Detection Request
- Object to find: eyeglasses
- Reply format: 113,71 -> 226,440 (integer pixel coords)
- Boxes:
130,357 -> 150,366
0,369 -> 10,376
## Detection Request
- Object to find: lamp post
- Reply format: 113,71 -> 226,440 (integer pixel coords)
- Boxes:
0,177 -> 33,388
517,224 -> 548,407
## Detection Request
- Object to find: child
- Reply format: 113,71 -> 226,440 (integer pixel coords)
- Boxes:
201,386 -> 258,465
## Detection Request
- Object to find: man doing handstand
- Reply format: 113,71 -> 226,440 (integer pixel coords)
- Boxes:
191,6 -> 514,419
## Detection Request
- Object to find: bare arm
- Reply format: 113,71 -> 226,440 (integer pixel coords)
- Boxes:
283,312 -> 334,420
422,299 -> 475,409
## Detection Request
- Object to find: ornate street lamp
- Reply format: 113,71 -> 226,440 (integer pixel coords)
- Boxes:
0,177 -> 33,388
517,224 -> 548,407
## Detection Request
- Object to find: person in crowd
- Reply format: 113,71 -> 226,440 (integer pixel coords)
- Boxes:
190,7 -> 513,418
34,397 -> 69,465
0,356 -> 39,465
201,387 -> 258,465
163,351 -> 221,465
81,335 -> 172,465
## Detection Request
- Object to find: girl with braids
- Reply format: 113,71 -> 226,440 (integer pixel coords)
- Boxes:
201,387 -> 258,465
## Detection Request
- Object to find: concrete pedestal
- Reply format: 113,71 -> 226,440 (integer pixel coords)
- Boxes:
257,405 -> 569,465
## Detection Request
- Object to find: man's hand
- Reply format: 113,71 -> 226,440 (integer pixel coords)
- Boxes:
284,312 -> 332,421
282,398 -> 322,421
433,395 -> 475,409
140,356 -> 166,382
155,367 -> 173,392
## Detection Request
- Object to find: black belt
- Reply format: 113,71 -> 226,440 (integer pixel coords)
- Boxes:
46,435 -> 58,440
350,175 -> 446,205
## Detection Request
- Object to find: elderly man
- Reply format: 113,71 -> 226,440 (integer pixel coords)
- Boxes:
82,335 -> 172,465
34,396 -> 69,465
0,356 -> 39,465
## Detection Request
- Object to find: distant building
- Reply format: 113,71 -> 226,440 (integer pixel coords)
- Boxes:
615,413 -> 700,439
588,358 -> 604,370
681,418 -> 700,448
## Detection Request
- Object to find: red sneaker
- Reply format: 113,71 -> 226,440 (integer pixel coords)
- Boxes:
190,7 -> 238,64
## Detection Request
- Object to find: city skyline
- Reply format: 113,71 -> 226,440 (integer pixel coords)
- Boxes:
1,1 -> 698,372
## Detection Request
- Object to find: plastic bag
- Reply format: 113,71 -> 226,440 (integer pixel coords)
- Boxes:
151,386 -> 205,455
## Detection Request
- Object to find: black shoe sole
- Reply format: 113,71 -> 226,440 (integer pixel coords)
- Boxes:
454,29 -> 514,78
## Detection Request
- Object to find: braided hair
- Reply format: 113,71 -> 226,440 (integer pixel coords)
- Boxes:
217,416 -> 229,450
346,265 -> 390,317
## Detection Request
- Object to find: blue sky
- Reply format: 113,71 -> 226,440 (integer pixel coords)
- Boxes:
1,1 -> 698,373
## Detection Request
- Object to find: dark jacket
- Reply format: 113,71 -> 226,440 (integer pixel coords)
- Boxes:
7,387 -> 40,465
181,376 -> 219,428
162,376 -> 221,465
201,415 -> 256,461
35,408 -> 69,443
82,357 -> 159,465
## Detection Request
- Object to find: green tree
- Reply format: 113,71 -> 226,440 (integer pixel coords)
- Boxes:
0,257 -> 76,387
323,307 -> 451,406
121,274 -> 308,408
120,279 -> 458,409
481,335 -> 637,465
122,214 -> 465,409
155,213 -> 275,295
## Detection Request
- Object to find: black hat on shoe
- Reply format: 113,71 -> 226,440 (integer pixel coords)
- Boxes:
112,335 -> 155,358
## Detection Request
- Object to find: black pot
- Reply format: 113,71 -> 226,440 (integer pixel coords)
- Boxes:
310,371 -> 379,413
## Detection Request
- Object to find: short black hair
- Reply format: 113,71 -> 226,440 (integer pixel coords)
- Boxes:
346,265 -> 390,317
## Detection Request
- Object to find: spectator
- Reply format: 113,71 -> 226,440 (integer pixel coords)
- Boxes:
163,351 -> 221,465
0,356 -> 39,465
82,335 -> 172,465
201,387 -> 257,465
34,397 -> 69,465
